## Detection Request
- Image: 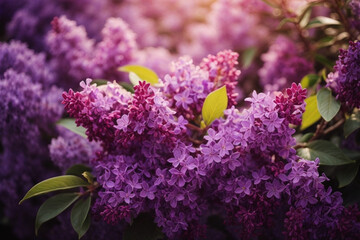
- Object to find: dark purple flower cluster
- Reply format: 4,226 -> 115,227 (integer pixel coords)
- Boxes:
350,0 -> 360,31
327,41 -> 360,109
259,36 -> 314,92
0,41 -> 62,239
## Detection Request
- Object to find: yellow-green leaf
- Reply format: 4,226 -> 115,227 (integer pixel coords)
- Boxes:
301,95 -> 321,130
202,86 -> 228,126
20,176 -> 89,204
119,65 -> 159,85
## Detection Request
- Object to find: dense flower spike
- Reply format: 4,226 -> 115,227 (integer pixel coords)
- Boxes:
49,127 -> 102,171
200,50 -> 241,106
47,16 -> 138,85
259,36 -> 313,92
0,41 -> 55,86
327,41 -> 360,109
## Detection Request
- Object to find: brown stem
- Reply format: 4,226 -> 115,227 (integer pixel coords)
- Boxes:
323,118 -> 345,135
309,119 -> 327,141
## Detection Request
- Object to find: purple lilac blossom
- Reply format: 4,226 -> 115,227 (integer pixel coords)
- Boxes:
0,42 -> 63,239
47,15 -> 137,86
49,127 -> 102,171
259,36 -> 313,92
63,68 -> 360,238
327,41 -> 360,109
350,0 -> 360,31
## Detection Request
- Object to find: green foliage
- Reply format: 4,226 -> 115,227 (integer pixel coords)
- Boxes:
82,171 -> 94,184
202,86 -> 228,126
57,118 -> 87,138
317,88 -> 340,122
119,65 -> 159,85
123,213 -> 163,240
71,196 -> 92,239
19,176 -> 89,204
300,74 -> 319,89
242,47 -> 257,68
35,193 -> 80,234
315,54 -> 334,70
66,164 -> 92,177
305,16 -> 341,29
91,79 -> 108,86
344,109 -> 360,138
301,95 -> 321,130
297,140 -> 354,166
335,163 -> 359,188
299,132 -> 314,143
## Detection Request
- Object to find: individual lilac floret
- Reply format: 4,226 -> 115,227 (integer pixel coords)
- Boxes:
49,127 -> 102,171
327,41 -> 360,109
259,36 -> 313,92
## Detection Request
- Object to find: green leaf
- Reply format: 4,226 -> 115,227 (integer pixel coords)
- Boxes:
202,86 -> 228,126
118,82 -> 134,93
77,214 -> 91,239
317,88 -> 340,122
57,118 -> 87,138
91,79 -> 108,86
297,140 -> 355,165
301,95 -> 321,130
335,163 -> 359,188
123,213 -> 163,240
306,16 -> 341,28
119,65 -> 159,85
300,74 -> 319,89
277,17 -> 297,29
315,54 -> 334,70
71,196 -> 91,239
299,132 -> 314,143
242,47 -> 257,68
344,110 -> 360,138
66,164 -> 92,177
299,7 -> 312,28
35,193 -> 79,234
20,176 -> 89,204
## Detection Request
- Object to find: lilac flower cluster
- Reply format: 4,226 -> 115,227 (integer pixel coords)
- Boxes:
0,41 -> 62,239
47,16 -> 137,85
327,41 -> 360,109
63,46 -> 359,238
259,36 -> 314,92
350,0 -> 360,31
49,127 -> 102,171
161,50 -> 240,121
